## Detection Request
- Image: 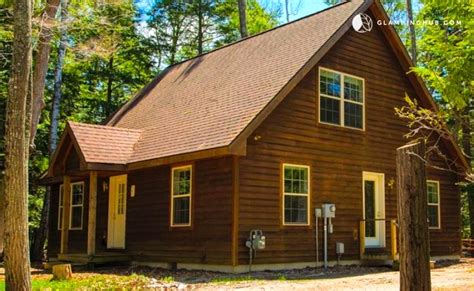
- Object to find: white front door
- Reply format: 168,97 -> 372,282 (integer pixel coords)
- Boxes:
107,174 -> 127,249
363,172 -> 385,248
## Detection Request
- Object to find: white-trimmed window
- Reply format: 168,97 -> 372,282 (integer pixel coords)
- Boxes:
171,165 -> 192,226
58,185 -> 64,230
282,164 -> 310,225
319,67 -> 365,129
70,182 -> 84,230
427,180 -> 440,229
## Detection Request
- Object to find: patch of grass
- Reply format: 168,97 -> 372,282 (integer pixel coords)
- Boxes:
160,275 -> 174,283
211,275 -> 256,284
0,274 -> 150,290
278,275 -> 287,281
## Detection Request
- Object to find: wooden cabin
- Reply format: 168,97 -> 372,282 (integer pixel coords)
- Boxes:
44,0 -> 468,272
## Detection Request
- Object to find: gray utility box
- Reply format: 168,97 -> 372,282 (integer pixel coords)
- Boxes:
322,203 -> 336,218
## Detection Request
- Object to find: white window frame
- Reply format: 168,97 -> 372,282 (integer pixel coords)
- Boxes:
282,163 -> 311,226
427,180 -> 441,229
318,67 -> 365,130
69,181 -> 85,230
171,165 -> 192,227
57,184 -> 64,230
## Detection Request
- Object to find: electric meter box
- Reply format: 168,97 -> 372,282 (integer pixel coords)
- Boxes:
322,203 -> 336,218
247,230 -> 266,250
336,242 -> 344,255
253,236 -> 266,250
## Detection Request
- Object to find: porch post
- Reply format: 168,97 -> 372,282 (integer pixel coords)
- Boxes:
87,171 -> 97,256
60,175 -> 71,254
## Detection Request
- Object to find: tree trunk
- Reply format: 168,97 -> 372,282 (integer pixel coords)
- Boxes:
396,141 -> 431,291
460,108 -> 474,238
105,55 -> 114,117
405,0 -> 417,64
237,0 -> 248,38
31,0 -> 69,262
4,0 -> 33,288
285,0 -> 290,22
0,172 -> 4,258
30,0 -> 61,148
49,0 -> 68,156
197,0 -> 203,55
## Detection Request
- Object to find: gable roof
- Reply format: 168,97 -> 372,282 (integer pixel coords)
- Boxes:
106,0 -> 369,165
67,122 -> 143,165
48,0 -> 469,174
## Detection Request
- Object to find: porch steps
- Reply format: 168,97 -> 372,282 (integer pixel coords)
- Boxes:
361,249 -> 395,267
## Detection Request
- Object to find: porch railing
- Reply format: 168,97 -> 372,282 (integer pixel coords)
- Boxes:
359,219 -> 398,260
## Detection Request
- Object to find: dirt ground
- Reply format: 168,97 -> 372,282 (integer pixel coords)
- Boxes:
1,258 -> 473,290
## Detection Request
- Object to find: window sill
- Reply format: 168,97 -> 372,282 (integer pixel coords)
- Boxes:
318,121 -> 366,132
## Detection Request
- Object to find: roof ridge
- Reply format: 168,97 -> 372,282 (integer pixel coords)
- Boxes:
69,121 -> 143,133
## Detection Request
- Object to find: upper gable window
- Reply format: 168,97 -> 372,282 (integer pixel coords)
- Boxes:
319,68 -> 365,129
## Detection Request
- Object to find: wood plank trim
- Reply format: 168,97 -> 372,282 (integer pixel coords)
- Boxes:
128,146 -> 232,170
87,171 -> 98,256
359,220 -> 365,259
60,175 -> 71,254
231,156 -> 240,266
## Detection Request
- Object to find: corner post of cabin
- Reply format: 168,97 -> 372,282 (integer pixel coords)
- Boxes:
60,175 -> 71,254
359,220 -> 365,260
391,219 -> 397,260
87,171 -> 98,256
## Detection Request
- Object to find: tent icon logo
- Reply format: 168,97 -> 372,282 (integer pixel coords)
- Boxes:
352,13 -> 373,33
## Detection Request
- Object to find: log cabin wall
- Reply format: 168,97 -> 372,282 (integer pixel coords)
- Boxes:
237,22 -> 460,265
49,156 -> 234,264
125,156 -> 234,264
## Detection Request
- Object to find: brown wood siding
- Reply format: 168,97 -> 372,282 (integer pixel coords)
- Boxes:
125,156 -> 234,264
237,23 -> 460,265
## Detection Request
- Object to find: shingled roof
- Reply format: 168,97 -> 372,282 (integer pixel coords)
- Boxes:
106,0 -> 366,164
67,122 -> 143,165
47,0 -> 470,172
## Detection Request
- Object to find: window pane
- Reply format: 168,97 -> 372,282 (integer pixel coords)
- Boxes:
364,181 -> 376,237
58,208 -> 63,230
428,205 -> 439,228
284,195 -> 308,223
173,168 -> 191,195
344,76 -> 363,102
320,70 -> 341,97
284,166 -> 308,194
284,180 -> 292,193
427,182 -> 438,204
72,183 -> 83,196
59,186 -> 64,206
174,197 -> 190,224
320,96 -> 340,125
71,206 -> 82,229
344,102 -> 363,129
71,185 -> 83,206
